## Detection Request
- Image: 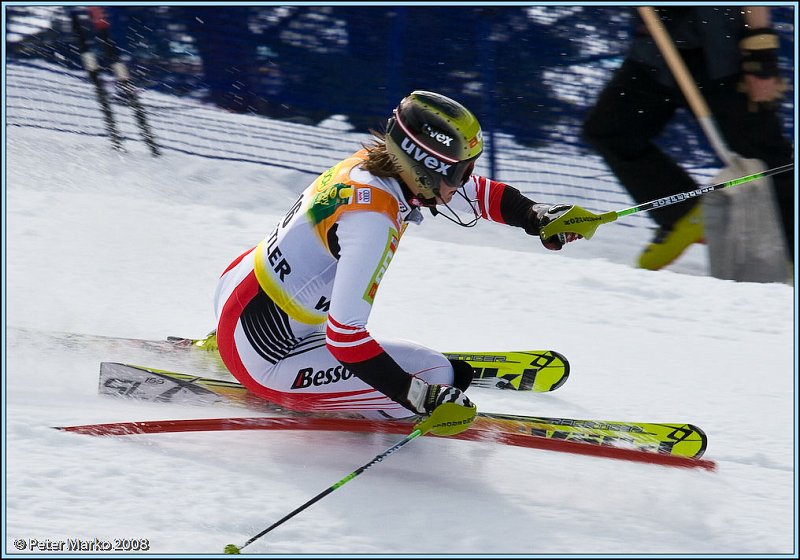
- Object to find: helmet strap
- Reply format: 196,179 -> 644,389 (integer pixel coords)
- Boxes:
430,189 -> 479,228
398,177 -> 478,226
398,179 -> 437,208
411,195 -> 437,208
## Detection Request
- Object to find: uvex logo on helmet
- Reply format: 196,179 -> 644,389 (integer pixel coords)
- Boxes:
422,123 -> 453,146
399,137 -> 453,177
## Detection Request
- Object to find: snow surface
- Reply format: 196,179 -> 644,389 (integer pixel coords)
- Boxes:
5,86 -> 798,556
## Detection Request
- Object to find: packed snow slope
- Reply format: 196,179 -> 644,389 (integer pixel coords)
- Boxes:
5,86 -> 797,555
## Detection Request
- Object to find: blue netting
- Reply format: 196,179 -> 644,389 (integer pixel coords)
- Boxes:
5,5 -> 795,169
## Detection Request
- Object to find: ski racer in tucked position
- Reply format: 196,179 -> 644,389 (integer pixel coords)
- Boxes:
213,91 -> 582,433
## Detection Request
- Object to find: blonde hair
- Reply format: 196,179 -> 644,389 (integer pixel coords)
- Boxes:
360,130 -> 401,178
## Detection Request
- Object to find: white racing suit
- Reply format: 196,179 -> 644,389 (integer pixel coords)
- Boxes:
213,150 -> 527,419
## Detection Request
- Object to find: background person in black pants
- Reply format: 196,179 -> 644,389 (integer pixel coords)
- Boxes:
582,6 -> 793,271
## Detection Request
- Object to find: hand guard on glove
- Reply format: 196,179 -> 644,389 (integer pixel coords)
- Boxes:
405,378 -> 476,436
406,378 -> 473,414
525,203 -> 583,250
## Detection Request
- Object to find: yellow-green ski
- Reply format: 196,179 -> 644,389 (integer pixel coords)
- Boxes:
443,350 -> 568,392
167,332 -> 569,393
97,362 -> 708,460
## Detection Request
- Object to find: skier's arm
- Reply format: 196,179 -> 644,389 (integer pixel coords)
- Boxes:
324,211 -> 471,416
464,176 -> 582,250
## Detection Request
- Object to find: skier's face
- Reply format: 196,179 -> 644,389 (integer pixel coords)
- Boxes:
436,183 -> 459,204
435,158 -> 475,204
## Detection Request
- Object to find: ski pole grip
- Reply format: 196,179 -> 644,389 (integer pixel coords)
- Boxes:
539,206 -> 618,241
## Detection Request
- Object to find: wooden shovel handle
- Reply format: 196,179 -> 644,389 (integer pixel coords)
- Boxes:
637,6 -> 712,119
638,6 -> 740,165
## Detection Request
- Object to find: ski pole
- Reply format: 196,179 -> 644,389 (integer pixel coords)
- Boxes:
222,403 -> 474,553
539,162 -> 794,241
224,425 -> 428,554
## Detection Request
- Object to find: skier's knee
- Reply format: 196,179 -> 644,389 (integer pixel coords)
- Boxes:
448,359 -> 474,392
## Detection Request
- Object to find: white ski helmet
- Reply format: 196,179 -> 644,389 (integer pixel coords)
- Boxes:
385,90 -> 483,203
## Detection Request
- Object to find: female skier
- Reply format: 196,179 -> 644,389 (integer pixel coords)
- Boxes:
213,90 -> 580,430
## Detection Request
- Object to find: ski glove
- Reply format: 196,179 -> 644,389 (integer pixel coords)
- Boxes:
406,378 -> 472,414
525,203 -> 583,250
406,378 -> 477,436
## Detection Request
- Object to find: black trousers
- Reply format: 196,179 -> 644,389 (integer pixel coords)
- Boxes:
583,57 -> 794,255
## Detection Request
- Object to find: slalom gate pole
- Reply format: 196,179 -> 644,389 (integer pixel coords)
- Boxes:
540,162 -> 795,241
224,426 -> 427,554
